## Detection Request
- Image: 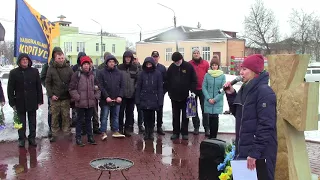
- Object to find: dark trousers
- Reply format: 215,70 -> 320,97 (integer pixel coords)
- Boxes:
208,114 -> 219,138
143,109 -> 155,131
137,105 -> 144,127
119,98 -> 135,131
76,107 -> 94,139
156,106 -> 163,129
171,100 -> 189,135
192,90 -> 208,129
82,102 -> 99,131
18,111 -> 36,141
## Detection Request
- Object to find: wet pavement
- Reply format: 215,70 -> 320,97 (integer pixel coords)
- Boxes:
0,133 -> 320,180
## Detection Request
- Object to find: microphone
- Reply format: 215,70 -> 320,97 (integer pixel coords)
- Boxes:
218,76 -> 243,94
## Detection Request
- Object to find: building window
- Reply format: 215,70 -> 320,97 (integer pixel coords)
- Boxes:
202,47 -> 211,60
64,42 -> 72,53
112,44 -> 115,53
102,43 -> 106,52
178,48 -> 184,57
77,42 -> 85,52
96,43 -> 99,52
165,48 -> 173,61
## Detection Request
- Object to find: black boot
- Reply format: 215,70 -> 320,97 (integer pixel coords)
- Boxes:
88,136 -> 97,145
18,140 -> 25,147
28,139 -> 37,147
143,129 -> 149,140
139,126 -> 145,134
93,129 -> 102,135
76,138 -> 85,147
149,128 -> 154,140
157,127 -> 165,135
205,127 -> 210,137
124,128 -> 132,137
48,130 -> 52,138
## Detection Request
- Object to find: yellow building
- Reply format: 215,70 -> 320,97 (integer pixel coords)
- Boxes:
136,26 -> 245,68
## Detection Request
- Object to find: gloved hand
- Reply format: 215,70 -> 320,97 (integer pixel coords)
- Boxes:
190,92 -> 196,97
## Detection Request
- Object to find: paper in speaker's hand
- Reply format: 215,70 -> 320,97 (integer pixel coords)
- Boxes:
231,160 -> 258,180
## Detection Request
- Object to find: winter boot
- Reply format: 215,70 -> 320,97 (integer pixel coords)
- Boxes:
205,127 -> 210,137
124,128 -> 132,137
157,127 -> 165,135
18,140 -> 25,147
88,136 -> 97,145
28,139 -> 37,147
148,128 -> 155,140
144,129 -> 149,140
76,138 -> 85,147
193,127 -> 199,135
138,126 -> 145,134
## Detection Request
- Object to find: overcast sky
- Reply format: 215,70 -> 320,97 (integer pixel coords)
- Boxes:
0,0 -> 319,43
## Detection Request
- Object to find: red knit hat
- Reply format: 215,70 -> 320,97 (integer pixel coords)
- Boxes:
241,54 -> 264,74
80,56 -> 92,66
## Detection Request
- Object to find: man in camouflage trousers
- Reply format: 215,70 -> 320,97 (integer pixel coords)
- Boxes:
45,49 -> 74,142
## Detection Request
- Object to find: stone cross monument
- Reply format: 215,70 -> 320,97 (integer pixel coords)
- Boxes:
267,54 -> 319,180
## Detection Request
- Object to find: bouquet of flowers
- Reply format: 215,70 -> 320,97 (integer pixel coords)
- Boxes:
13,110 -> 22,130
217,142 -> 236,180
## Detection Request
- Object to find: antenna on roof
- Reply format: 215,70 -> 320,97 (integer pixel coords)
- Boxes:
197,22 -> 201,29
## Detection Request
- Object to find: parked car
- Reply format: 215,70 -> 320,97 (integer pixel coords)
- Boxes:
305,68 -> 320,82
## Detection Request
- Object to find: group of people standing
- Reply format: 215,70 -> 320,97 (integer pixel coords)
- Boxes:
5,47 -> 278,179
6,47 -> 229,147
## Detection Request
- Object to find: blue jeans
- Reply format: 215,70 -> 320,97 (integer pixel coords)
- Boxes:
100,105 -> 120,133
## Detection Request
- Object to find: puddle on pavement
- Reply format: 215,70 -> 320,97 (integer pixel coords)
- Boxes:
0,146 -> 39,179
134,138 -> 189,167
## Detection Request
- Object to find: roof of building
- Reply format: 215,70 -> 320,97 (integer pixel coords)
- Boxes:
141,26 -> 239,42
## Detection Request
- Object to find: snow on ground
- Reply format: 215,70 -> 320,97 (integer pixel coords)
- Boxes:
0,74 -> 320,142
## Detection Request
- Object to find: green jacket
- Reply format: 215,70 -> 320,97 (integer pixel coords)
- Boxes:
202,70 -> 226,114
45,60 -> 74,100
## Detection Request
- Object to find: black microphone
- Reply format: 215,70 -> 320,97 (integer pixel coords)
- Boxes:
218,76 -> 243,94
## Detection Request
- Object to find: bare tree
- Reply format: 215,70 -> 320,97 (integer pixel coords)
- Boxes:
289,9 -> 314,54
126,40 -> 136,52
0,41 -> 14,64
311,18 -> 320,61
244,0 -> 279,55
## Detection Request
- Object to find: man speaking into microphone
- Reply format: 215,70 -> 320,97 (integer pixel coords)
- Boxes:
224,54 -> 277,180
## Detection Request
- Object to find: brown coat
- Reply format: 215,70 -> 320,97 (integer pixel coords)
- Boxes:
69,70 -> 101,108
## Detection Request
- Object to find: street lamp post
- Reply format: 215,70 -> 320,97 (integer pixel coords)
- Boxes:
157,3 -> 178,51
91,19 -> 103,61
137,24 -> 142,41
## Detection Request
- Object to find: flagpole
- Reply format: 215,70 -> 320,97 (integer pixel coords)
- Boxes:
13,0 -> 18,60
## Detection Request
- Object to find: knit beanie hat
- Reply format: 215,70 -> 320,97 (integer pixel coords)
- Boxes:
192,48 -> 200,54
80,56 -> 91,66
241,54 -> 264,74
171,52 -> 183,62
210,55 -> 220,67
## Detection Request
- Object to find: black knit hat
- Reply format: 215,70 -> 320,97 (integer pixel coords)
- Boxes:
171,52 -> 183,62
